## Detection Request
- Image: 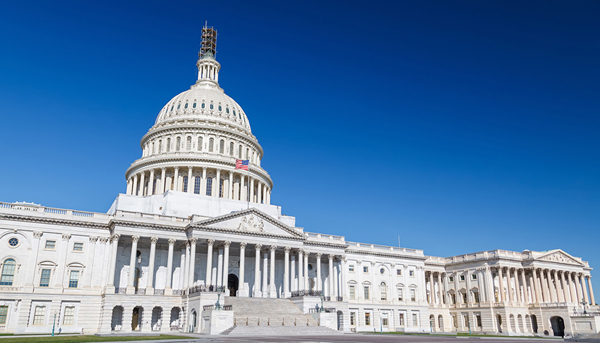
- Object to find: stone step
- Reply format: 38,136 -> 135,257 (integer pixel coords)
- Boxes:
225,297 -> 318,327
224,324 -> 343,336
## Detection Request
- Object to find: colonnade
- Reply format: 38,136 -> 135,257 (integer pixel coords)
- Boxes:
425,267 -> 595,308
125,166 -> 271,204
106,235 -> 345,299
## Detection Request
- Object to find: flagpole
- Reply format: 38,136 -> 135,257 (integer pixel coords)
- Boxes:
247,167 -> 250,210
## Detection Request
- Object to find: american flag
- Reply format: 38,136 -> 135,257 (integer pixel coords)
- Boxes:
235,159 -> 249,170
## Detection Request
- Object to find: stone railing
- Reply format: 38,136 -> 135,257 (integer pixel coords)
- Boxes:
203,304 -> 232,311
188,285 -> 225,295
136,288 -> 146,295
154,289 -> 165,295
172,289 -> 184,295
291,290 -> 322,297
346,241 -> 424,256
309,307 -> 336,313
115,287 -> 127,294
304,232 -> 345,244
0,286 -> 22,292
0,201 -> 110,220
114,210 -> 189,224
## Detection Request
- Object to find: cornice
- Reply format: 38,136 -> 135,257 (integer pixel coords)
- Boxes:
0,213 -> 109,230
109,219 -> 185,232
143,125 -> 262,152
346,249 -> 427,262
304,241 -> 348,249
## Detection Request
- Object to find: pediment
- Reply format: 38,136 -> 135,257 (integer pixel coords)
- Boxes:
190,208 -> 304,239
536,250 -> 584,266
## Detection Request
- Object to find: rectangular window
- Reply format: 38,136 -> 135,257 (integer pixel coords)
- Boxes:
476,314 -> 482,327
399,313 -> 404,326
474,292 -> 480,303
39,269 -> 51,287
471,273 -> 477,280
33,306 -> 45,325
363,266 -> 369,273
364,286 -> 370,300
63,306 -> 75,325
349,285 -> 355,300
397,287 -> 403,301
350,312 -> 356,326
410,288 -> 416,302
349,265 -> 354,272
68,271 -> 79,288
449,276 -> 454,282
73,242 -> 83,252
409,270 -> 414,277
365,313 -> 371,326
460,275 -> 465,281
462,292 -> 467,303
382,317 -> 388,326
451,293 -> 456,305
0,306 -> 7,325
412,313 -> 418,327
194,177 -> 201,194
396,269 -> 402,276
45,240 -> 56,250
453,314 -> 458,328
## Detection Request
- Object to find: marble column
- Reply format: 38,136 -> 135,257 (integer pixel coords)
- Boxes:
437,272 -> 443,305
160,168 -> 166,193
429,272 -> 435,304
541,270 -> 550,302
316,253 -> 322,293
187,167 -> 193,193
574,273 -> 582,304
148,169 -> 155,195
549,270 -> 558,302
304,251 -> 309,291
132,174 -> 139,195
559,271 -> 569,303
443,272 -> 449,304
262,250 -> 268,297
291,254 -> 296,292
183,242 -> 190,289
126,235 -> 140,294
298,250 -> 304,292
205,239 -> 214,288
188,238 -> 197,287
533,269 -> 542,303
83,236 -> 97,288
581,274 -> 590,304
328,254 -> 334,297
139,172 -> 145,195
270,245 -> 277,297
340,256 -> 347,300
165,238 -> 175,295
254,244 -> 262,297
239,242 -> 247,296
250,178 -> 255,202
498,268 -> 506,303
519,269 -> 528,303
216,169 -> 221,197
201,167 -> 207,195
216,246 -> 224,288
284,247 -> 290,297
222,241 -> 230,291
588,276 -> 595,305
173,167 -> 179,192
228,171 -> 233,199
147,237 -> 158,293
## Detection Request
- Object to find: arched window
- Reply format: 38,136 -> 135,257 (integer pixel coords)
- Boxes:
197,137 -> 203,151
151,142 -> 155,154
209,138 -> 214,152
219,140 -> 224,154
206,177 -> 213,196
246,148 -> 249,159
219,179 -> 224,198
166,138 -> 171,152
201,102 -> 205,109
229,142 -> 234,156
238,145 -> 242,159
176,137 -> 181,151
158,140 -> 162,153
380,282 -> 387,301
210,103 -> 214,110
152,179 -> 157,195
182,176 -> 188,193
0,259 -> 16,286
186,136 -> 192,150
194,177 -> 201,194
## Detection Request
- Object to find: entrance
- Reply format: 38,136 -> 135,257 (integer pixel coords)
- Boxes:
132,307 -> 142,330
550,316 -> 565,337
496,314 -> 503,333
531,315 -> 538,333
228,274 -> 239,297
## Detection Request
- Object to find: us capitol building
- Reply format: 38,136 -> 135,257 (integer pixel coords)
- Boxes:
0,27 -> 597,337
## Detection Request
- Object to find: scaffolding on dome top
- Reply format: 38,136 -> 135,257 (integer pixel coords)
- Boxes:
200,22 -> 217,58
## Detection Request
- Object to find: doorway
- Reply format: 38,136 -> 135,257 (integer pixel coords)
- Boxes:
550,316 -> 565,337
228,274 -> 239,296
531,315 -> 538,333
132,307 -> 142,331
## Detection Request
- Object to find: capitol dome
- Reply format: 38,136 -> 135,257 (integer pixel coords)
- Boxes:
124,32 -> 273,205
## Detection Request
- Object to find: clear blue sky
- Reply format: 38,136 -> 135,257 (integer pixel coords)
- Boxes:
1,1 -> 599,272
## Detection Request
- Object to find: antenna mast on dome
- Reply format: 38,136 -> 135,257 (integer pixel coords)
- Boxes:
199,22 -> 217,58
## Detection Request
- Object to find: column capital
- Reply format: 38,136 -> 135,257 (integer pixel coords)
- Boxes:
240,242 -> 247,249
174,166 -> 179,171
110,234 -> 120,242
161,167 -> 166,171
62,233 -> 71,241
223,240 -> 231,248
270,245 -> 277,251
189,237 -> 198,244
284,246 -> 291,253
33,231 -> 43,239
255,243 -> 262,251
150,237 -> 158,244
131,235 -> 140,243
185,240 -> 190,248
328,254 -> 335,260
168,238 -> 176,245
316,252 -> 322,258
99,237 -> 109,244
89,236 -> 98,243
207,239 -> 215,246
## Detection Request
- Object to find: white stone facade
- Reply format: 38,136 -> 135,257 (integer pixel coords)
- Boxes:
0,32 -> 596,337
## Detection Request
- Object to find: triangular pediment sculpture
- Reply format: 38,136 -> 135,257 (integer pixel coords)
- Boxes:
189,208 -> 304,240
537,250 -> 584,266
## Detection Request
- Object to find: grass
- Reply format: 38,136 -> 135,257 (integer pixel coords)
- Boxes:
364,331 -> 553,339
0,335 -> 188,343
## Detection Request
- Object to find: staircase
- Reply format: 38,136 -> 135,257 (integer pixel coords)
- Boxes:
222,297 -> 341,335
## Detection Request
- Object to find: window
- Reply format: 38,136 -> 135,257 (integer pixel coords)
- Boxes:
193,102 -> 196,108
238,145 -> 242,159
218,105 -> 222,111
8,238 -> 18,247
209,138 -> 214,152
396,269 -> 402,276
363,266 -> 369,273
399,313 -> 405,326
409,270 -> 414,277
348,265 -> 354,272
33,306 -> 45,325
194,177 -> 201,194
63,306 -> 75,325
186,136 -> 192,150
182,176 -> 189,192
474,291 -> 480,303
45,240 -> 56,250
412,313 -> 418,327
166,138 -> 171,152
0,305 -> 7,325
462,292 -> 467,303
382,314 -> 388,326
219,140 -> 224,154
449,276 -> 454,282
202,102 -> 205,109
452,314 -> 458,328
458,274 -> 465,281
184,103 -> 188,109
380,268 -> 385,275
476,314 -> 482,327
176,137 -> 181,151
365,313 -> 371,326
397,287 -> 404,301
363,286 -> 370,300
350,312 -> 356,326
39,269 -> 51,287
229,142 -> 234,156
471,273 -> 477,280
0,259 -> 16,285
349,285 -> 355,300
197,137 -> 203,151
73,242 -> 83,252
451,293 -> 456,304
68,270 -> 79,288
410,288 -> 416,302
158,140 -> 162,153
380,282 -> 387,300
210,103 -> 213,110
206,177 -> 213,196
219,179 -> 224,198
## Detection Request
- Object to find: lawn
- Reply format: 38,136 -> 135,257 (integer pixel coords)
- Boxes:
0,335 -> 188,343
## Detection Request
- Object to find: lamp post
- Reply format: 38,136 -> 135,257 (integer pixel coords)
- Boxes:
216,293 -> 222,310
320,295 -> 324,312
581,298 -> 588,315
51,311 -> 57,336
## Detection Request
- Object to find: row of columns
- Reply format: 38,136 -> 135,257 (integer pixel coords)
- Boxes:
126,166 -> 271,204
425,267 -> 595,308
